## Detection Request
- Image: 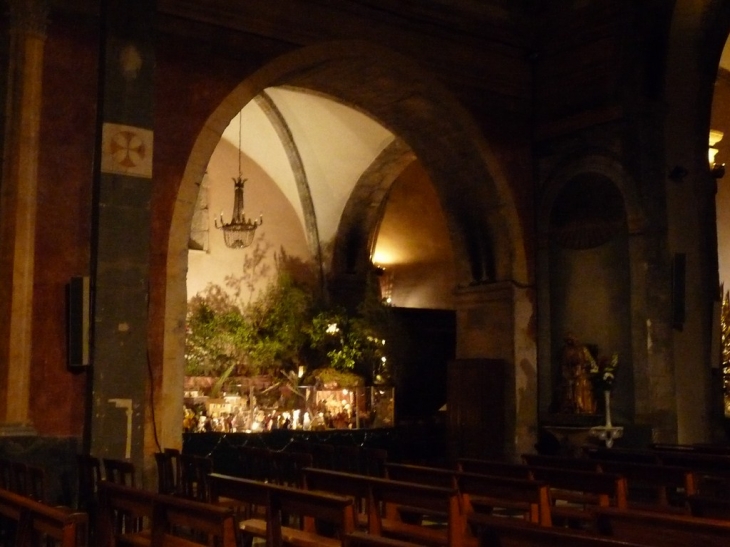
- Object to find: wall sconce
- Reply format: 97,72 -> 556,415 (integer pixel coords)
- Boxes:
710,129 -> 725,179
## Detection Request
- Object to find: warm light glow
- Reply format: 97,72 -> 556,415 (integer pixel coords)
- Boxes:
298,365 -> 305,378
371,250 -> 400,266
710,130 -> 724,166
326,323 -> 339,334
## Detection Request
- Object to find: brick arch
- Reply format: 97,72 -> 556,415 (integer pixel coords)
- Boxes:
158,40 -> 526,448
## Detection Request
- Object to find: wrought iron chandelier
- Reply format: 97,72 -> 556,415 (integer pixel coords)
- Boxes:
215,113 -> 262,249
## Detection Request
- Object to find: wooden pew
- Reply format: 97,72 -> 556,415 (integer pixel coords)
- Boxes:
385,462 -> 455,488
97,480 -> 155,546
652,451 -> 730,497
98,480 -> 240,547
521,453 -> 601,472
687,494 -> 730,520
472,513 -> 649,547
385,463 -> 552,526
595,506 -> 730,547
150,491 -> 239,547
593,460 -> 696,513
302,467 -> 466,547
456,471 -> 553,527
526,467 -> 627,526
269,450 -> 313,488
583,447 -> 660,465
236,445 -> 273,482
456,458 -> 532,480
208,471 -> 356,547
589,447 -> 730,497
0,487 -> 87,547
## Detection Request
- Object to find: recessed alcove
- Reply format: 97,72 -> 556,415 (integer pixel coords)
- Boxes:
543,173 -> 634,428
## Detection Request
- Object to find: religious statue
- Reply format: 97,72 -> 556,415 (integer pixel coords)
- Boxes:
559,332 -> 596,414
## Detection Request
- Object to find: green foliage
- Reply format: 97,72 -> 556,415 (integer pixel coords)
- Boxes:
305,273 -> 395,383
304,367 -> 364,389
185,258 -> 396,385
242,270 -> 313,372
185,285 -> 250,377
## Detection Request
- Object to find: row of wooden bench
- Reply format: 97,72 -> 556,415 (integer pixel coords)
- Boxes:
99,464 -> 730,547
8,443 -> 730,547
98,476 -> 425,547
8,453 -> 730,547
461,454 -> 696,514
583,445 -> 730,492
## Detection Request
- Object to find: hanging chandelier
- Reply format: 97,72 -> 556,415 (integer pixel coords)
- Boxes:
215,113 -> 262,249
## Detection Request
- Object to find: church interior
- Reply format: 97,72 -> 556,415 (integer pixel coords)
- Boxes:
4,1 -> 730,538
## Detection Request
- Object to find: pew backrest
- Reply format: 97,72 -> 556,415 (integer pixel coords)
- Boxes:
653,451 -> 730,495
457,458 -> 532,479
209,472 -> 356,546
151,491 -> 238,547
473,512 -> 648,547
99,480 -> 239,547
97,480 -> 155,545
595,506 -> 730,547
302,467 -> 464,547
379,462 -> 553,527
595,460 -> 696,510
0,486 -> 87,547
385,463 -> 456,489
456,471 -> 553,526
687,494 -> 730,520
528,466 -> 628,509
521,453 -> 601,472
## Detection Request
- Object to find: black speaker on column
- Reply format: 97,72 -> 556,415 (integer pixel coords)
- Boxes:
67,276 -> 91,368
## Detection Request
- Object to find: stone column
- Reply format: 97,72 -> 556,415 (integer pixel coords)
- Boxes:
453,282 -> 537,459
89,0 -> 155,474
0,0 -> 47,433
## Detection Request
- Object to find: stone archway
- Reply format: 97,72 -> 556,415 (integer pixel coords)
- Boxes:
157,40 -> 527,450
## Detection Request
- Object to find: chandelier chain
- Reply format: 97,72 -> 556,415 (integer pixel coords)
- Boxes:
238,112 -> 242,179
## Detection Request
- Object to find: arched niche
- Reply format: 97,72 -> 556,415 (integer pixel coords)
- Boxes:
548,174 -> 631,418
537,155 -> 646,428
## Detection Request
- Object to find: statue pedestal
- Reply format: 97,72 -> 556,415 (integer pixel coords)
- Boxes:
542,425 -> 593,456
539,413 -> 604,456
589,391 -> 623,447
589,425 -> 624,448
